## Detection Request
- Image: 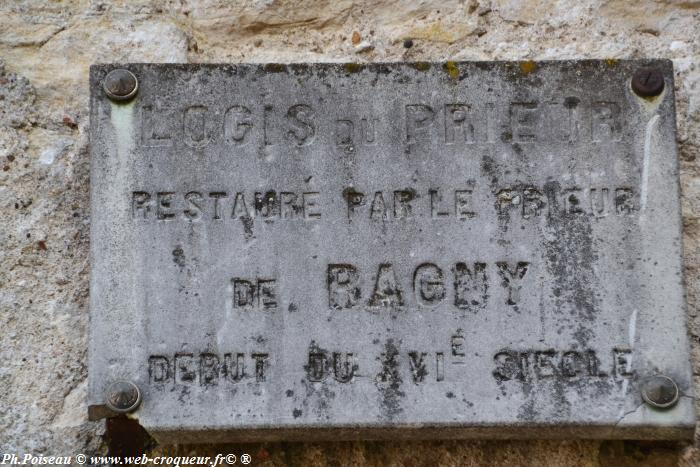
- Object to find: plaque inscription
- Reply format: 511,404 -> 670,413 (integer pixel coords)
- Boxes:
89,61 -> 694,442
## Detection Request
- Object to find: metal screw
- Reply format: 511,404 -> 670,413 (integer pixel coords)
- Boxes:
641,375 -> 679,409
631,67 -> 664,97
103,69 -> 139,102
105,380 -> 142,413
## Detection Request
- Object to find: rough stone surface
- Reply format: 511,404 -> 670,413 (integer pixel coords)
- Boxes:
1,0 -> 700,464
90,61 -> 693,444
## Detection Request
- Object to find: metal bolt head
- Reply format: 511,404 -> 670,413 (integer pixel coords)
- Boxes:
641,375 -> 679,409
105,380 -> 142,413
103,69 -> 138,102
631,67 -> 665,97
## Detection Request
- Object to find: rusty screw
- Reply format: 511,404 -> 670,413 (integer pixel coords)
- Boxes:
105,380 -> 142,413
641,375 -> 679,409
631,67 -> 664,97
103,69 -> 139,102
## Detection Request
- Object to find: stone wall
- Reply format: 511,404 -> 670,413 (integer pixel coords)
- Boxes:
1,1 -> 699,465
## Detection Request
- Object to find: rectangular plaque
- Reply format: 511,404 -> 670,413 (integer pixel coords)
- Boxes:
89,61 -> 694,442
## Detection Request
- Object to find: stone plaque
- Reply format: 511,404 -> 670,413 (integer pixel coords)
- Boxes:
89,61 -> 694,443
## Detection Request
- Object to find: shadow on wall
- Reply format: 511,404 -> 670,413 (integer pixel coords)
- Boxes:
104,418 -> 691,467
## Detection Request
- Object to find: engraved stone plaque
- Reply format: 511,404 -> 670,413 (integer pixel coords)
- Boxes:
89,61 -> 694,442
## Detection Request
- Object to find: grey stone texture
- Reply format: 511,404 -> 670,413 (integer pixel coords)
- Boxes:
3,0 -> 700,464
89,61 -> 693,443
